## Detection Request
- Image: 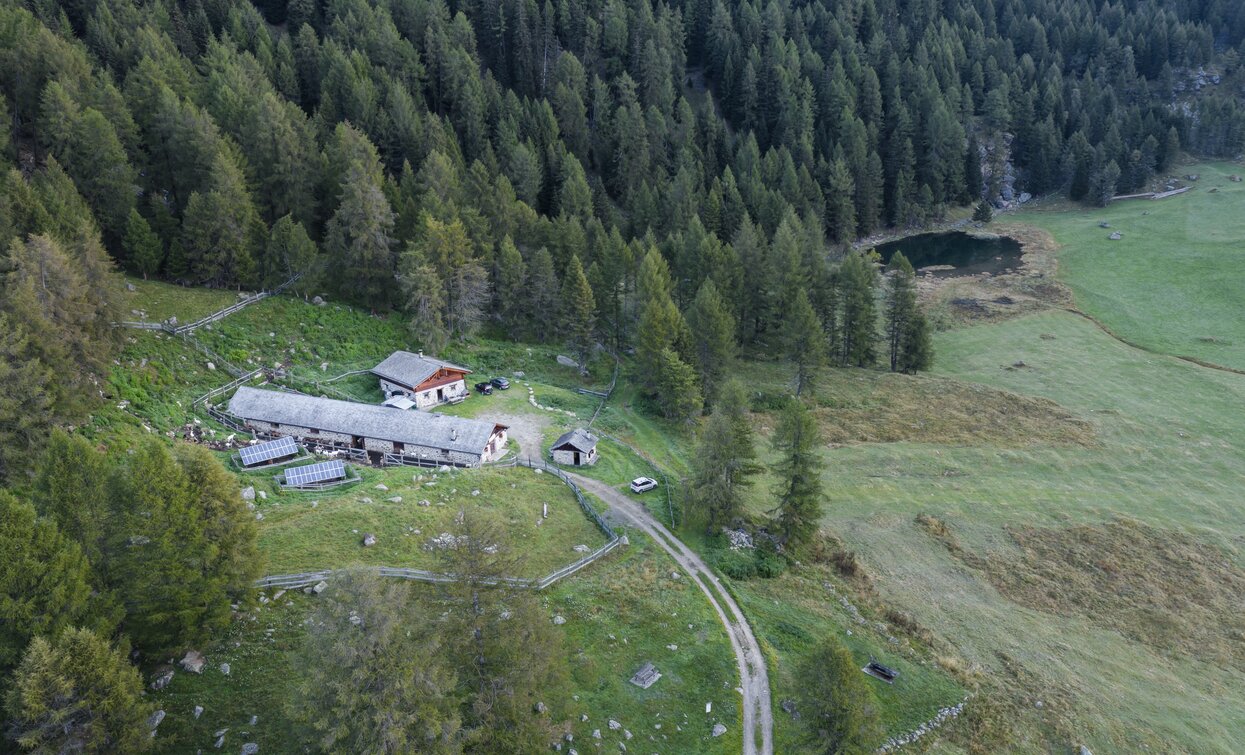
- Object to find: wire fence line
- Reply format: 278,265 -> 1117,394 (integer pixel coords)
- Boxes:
253,456 -> 624,593
117,273 -> 302,336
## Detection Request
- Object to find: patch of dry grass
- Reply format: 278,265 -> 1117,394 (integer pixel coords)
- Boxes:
925,517 -> 1245,671
805,370 -> 1094,448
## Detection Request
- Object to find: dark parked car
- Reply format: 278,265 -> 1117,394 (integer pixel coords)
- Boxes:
474,381 -> 493,395
490,377 -> 511,390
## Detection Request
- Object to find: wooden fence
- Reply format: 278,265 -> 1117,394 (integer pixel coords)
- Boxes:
117,273 -> 301,335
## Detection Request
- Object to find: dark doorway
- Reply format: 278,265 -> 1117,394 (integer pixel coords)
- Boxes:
573,451 -> 581,465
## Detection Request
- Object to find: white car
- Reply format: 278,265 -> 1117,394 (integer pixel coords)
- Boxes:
630,476 -> 658,493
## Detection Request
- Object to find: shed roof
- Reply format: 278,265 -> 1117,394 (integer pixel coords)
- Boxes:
372,351 -> 471,388
227,387 -> 503,456
553,428 -> 598,453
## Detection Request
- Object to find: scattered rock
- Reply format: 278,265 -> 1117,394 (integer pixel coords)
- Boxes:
147,710 -> 166,731
375,484 -> 389,492
1231,175 -> 1243,183
387,496 -> 402,503
126,282 -> 137,292
206,362 -> 215,371
219,661 -> 231,675
360,497 -> 373,504
241,744 -> 259,755
711,723 -> 727,737
249,715 -> 258,726
194,706 -> 204,719
241,487 -> 255,501
534,702 -> 548,714
1108,231 -> 1122,240
1098,221 -> 1111,228
215,736 -> 225,749
257,490 -> 267,500
573,544 -> 590,553
180,650 -> 206,674
556,354 -> 579,368
608,719 -> 621,731
362,533 -> 377,547
312,296 -> 325,306
553,615 -> 566,625
418,499 -> 431,506
623,729 -> 632,740
592,729 -> 601,739
1080,747 -> 1093,755
150,667 -> 175,690
312,581 -> 328,594
666,644 -> 678,651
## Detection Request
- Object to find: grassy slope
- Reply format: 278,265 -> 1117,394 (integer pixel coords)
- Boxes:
150,532 -> 741,754
253,465 -> 607,577
1016,161 -> 1245,371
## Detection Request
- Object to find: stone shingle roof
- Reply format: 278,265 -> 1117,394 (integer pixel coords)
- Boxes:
552,428 -> 597,453
227,387 -> 503,456
371,351 -> 471,388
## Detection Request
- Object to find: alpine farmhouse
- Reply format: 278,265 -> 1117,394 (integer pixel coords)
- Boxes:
227,387 -> 508,467
372,351 -> 471,409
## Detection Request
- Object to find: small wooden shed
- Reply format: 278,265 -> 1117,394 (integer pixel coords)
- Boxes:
551,428 -> 598,466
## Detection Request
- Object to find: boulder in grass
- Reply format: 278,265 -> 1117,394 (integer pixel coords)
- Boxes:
147,710 -> 165,731
362,533 -> 377,547
179,650 -> 206,674
712,723 -> 727,737
150,666 -> 175,690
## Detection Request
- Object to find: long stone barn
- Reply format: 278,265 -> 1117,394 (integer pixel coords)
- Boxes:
226,386 -> 508,467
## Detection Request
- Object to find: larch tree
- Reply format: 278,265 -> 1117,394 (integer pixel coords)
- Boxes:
0,315 -> 54,484
290,571 -> 461,754
655,347 -> 704,422
525,247 -> 560,342
5,628 -> 151,754
837,252 -> 878,367
493,236 -> 527,337
797,637 -> 883,754
561,254 -> 597,370
0,492 -> 98,673
263,214 -> 318,292
398,246 -> 449,352
688,379 -> 759,531
326,161 -> 396,308
770,398 -> 824,550
785,288 -> 827,397
685,279 -> 737,406
123,208 -> 162,279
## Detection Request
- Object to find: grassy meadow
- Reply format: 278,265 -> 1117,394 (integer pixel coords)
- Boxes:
1016,161 -> 1245,371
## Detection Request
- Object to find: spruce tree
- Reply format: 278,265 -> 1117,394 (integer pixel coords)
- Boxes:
0,315 -> 53,484
6,628 -> 151,753
655,348 -> 704,422
263,214 -> 318,292
972,201 -> 993,223
525,247 -> 560,342
398,246 -> 449,352
770,399 -> 823,550
326,162 -> 396,308
494,236 -> 527,336
560,254 -> 597,370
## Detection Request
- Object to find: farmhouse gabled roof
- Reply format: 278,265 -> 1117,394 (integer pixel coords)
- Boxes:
227,387 -> 503,456
553,428 -> 598,453
372,351 -> 472,388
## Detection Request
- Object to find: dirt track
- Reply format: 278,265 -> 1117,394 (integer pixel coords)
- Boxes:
569,473 -> 773,755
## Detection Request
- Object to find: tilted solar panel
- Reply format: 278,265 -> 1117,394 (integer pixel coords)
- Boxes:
239,436 -> 298,467
283,460 -> 347,487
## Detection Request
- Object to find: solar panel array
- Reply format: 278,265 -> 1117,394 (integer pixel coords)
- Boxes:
283,459 -> 347,487
239,436 -> 299,467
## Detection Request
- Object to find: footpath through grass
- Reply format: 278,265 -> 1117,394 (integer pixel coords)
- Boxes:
1016,160 -> 1245,371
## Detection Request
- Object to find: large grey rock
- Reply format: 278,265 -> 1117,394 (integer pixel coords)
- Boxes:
312,296 -> 325,306
150,666 -> 175,690
534,701 -> 548,714
711,723 -> 727,737
362,533 -> 377,547
553,615 -> 566,625
556,355 -> 579,368
180,650 -> 206,674
147,710 -> 166,730
240,487 -> 255,502
608,719 -> 621,731
312,580 -> 328,594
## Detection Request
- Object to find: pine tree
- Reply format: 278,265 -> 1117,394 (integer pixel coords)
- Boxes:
123,209 -> 162,279
797,637 -> 883,754
6,628 -> 151,753
786,288 -> 827,397
561,254 -> 597,370
837,253 -> 878,367
770,399 -> 823,550
685,279 -> 737,404
0,492 -> 98,672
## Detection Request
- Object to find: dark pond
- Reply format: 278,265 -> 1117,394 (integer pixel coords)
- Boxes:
874,231 -> 1023,277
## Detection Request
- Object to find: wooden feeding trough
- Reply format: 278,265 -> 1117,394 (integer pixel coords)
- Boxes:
862,658 -> 899,684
